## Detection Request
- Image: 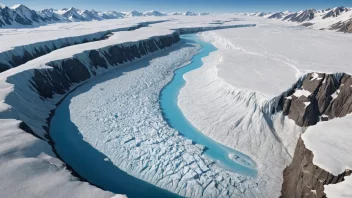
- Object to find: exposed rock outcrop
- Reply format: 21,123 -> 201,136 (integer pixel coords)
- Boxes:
281,138 -> 351,198
276,73 -> 352,127
278,73 -> 352,198
0,20 -> 167,73
283,9 -> 317,23
330,19 -> 352,33
30,32 -> 180,101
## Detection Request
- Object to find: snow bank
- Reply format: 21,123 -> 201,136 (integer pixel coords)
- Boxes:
325,175 -> 352,198
302,115 -> 352,176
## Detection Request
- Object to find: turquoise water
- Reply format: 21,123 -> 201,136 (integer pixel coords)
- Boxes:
50,90 -> 181,198
160,34 -> 257,177
50,34 -> 256,198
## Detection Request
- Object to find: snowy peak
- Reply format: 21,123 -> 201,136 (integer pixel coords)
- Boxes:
255,12 -> 267,17
284,9 -> 317,22
170,12 -> 183,16
104,11 -> 124,19
10,4 -> 28,10
267,12 -> 286,19
123,10 -> 142,17
11,3 -> 45,23
322,6 -> 349,19
184,11 -> 197,16
0,2 -> 6,9
142,10 -> 165,16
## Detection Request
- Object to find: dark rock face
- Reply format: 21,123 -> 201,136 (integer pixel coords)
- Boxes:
330,19 -> 352,33
276,73 -> 352,127
0,22 -> 254,74
322,7 -> 349,19
281,138 -> 351,198
0,20 -> 171,73
30,32 -> 180,99
0,5 -> 51,27
268,12 -> 284,19
278,72 -> 352,198
283,9 -> 316,23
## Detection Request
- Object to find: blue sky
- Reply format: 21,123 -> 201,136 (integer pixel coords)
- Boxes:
1,0 -> 352,12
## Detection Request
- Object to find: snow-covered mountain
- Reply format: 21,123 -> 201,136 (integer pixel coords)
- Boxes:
142,10 -> 165,16
0,3 -> 204,28
322,6 -> 350,19
267,12 -> 286,19
0,3 -> 54,27
283,9 -> 317,22
122,10 -> 142,17
250,6 -> 352,33
184,11 -> 197,16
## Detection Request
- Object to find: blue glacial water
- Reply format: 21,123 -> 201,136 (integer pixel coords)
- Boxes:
160,34 -> 257,177
50,88 -> 180,198
50,34 -> 256,198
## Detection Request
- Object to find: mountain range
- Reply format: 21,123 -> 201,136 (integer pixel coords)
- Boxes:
245,6 -> 352,32
0,3 -> 209,28
1,3 -> 352,33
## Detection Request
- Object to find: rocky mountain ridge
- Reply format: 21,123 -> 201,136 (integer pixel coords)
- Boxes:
275,72 -> 352,197
245,6 -> 352,33
0,3 -> 212,28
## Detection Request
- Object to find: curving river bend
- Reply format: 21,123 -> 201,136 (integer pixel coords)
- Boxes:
50,34 -> 257,198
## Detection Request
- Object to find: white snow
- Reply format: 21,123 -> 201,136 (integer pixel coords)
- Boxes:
303,101 -> 311,108
198,20 -> 352,96
10,4 -> 22,9
302,114 -> 352,176
293,89 -> 312,98
310,72 -> 323,81
325,175 -> 352,198
0,119 -> 115,198
0,3 -> 6,8
331,89 -> 341,100
302,115 -> 352,197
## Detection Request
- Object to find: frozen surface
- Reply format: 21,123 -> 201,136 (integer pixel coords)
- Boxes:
302,114 -> 352,175
0,119 -> 117,198
0,16 -> 257,198
63,37 -> 263,198
0,15 -> 251,53
1,14 -> 351,198
325,175 -> 352,198
199,23 -> 352,96
302,115 -> 352,197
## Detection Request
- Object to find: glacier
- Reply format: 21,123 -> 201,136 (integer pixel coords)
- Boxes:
1,12 -> 352,198
0,16 -> 258,198
50,35 -> 262,198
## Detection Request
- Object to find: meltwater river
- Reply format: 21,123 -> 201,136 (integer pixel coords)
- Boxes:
50,34 -> 256,198
160,35 -> 256,175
